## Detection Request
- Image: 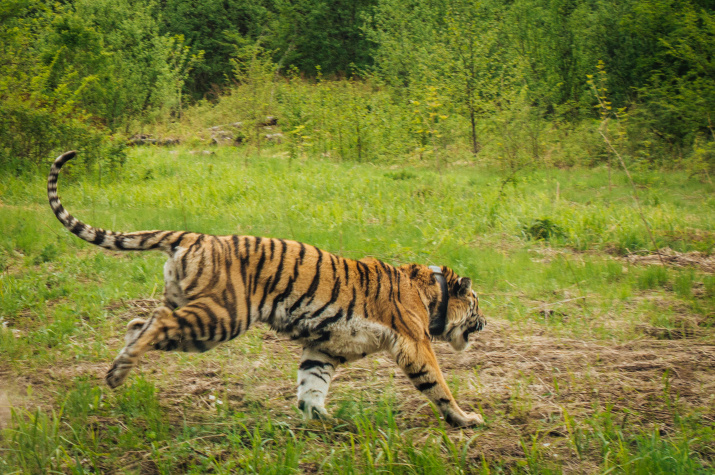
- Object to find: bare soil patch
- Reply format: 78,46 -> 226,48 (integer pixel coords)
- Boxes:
625,247 -> 715,273
109,299 -> 715,421
4,298 -> 714,472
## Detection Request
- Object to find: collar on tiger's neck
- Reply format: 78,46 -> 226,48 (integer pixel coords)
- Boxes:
428,265 -> 448,336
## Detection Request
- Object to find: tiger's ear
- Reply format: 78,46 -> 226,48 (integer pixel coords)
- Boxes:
455,277 -> 472,297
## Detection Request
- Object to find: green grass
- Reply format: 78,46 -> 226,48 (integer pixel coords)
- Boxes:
1,146 -> 714,473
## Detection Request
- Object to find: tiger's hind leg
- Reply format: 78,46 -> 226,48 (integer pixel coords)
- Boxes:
297,348 -> 341,420
106,299 -> 237,388
393,336 -> 483,428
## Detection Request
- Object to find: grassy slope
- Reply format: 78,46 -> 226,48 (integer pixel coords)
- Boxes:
0,146 -> 714,473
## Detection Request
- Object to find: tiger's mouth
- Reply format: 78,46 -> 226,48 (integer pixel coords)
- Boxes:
462,317 -> 486,343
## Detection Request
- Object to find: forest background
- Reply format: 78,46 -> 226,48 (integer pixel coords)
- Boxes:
2,0 -> 715,174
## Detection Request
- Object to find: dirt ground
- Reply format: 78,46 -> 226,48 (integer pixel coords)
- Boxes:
2,297 -> 714,472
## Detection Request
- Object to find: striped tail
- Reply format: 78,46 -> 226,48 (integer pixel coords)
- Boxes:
48,151 -> 182,254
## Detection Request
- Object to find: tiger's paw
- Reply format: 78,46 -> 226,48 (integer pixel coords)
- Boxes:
105,359 -> 133,389
446,411 -> 484,428
298,400 -> 329,421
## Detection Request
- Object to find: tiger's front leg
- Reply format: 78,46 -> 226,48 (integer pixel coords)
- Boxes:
297,348 -> 340,420
394,336 -> 483,428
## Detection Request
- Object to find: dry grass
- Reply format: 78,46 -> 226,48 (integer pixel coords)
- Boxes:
625,248 -> 715,273
4,297 -> 713,473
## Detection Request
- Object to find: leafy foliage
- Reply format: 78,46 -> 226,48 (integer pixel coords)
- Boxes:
2,0 -> 715,172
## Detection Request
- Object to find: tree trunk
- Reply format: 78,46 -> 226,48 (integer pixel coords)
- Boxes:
469,105 -> 480,155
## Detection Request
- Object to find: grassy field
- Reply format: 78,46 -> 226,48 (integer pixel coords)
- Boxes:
1,146 -> 714,473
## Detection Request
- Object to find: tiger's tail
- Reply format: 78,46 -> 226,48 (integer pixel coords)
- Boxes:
48,151 -> 183,254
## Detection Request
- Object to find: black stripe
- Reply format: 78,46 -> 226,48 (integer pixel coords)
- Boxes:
218,318 -> 228,342
169,232 -> 188,252
180,234 -> 205,276
298,243 -> 306,264
258,276 -> 273,322
133,314 -> 156,341
343,259 -> 350,286
91,230 -> 106,245
138,232 -> 155,247
291,326 -> 311,340
70,221 -> 84,235
309,277 -> 341,320
175,314 -> 194,336
244,280 -> 253,329
314,309 -> 344,331
238,237 -> 249,288
408,370 -> 428,379
346,287 -> 356,321
309,371 -> 328,384
318,350 -> 346,364
410,265 -> 420,279
148,234 -> 168,250
313,331 -> 331,342
284,311 -> 309,334
300,359 -> 331,371
375,267 -> 382,298
417,381 -> 437,391
393,304 -> 409,333
252,244 -> 267,293
221,240 -> 237,334
386,265 -> 394,300
192,303 -> 218,340
396,272 -> 401,300
237,237 -> 251,307
205,236 -> 222,290
268,266 -> 297,319
330,254 -> 337,277
268,240 -> 287,294
289,250 -> 323,313
232,235 -> 241,259
183,309 -> 206,339
356,262 -> 365,288
184,248 -> 207,296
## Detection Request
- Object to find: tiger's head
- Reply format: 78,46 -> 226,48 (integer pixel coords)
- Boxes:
431,269 -> 487,352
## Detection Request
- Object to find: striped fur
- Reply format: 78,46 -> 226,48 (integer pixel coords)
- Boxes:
48,151 -> 487,427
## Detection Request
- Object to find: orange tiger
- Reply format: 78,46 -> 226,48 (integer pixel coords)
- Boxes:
48,151 -> 487,427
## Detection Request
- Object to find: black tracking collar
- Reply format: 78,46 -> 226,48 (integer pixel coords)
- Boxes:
428,265 -> 449,336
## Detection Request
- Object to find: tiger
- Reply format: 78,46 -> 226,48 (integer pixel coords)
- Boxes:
47,150 -> 487,427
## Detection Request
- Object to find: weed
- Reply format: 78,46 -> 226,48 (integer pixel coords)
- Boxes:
385,169 -> 417,180
637,265 -> 670,290
674,270 -> 695,299
5,408 -> 63,474
33,244 -> 59,265
523,218 -> 564,241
